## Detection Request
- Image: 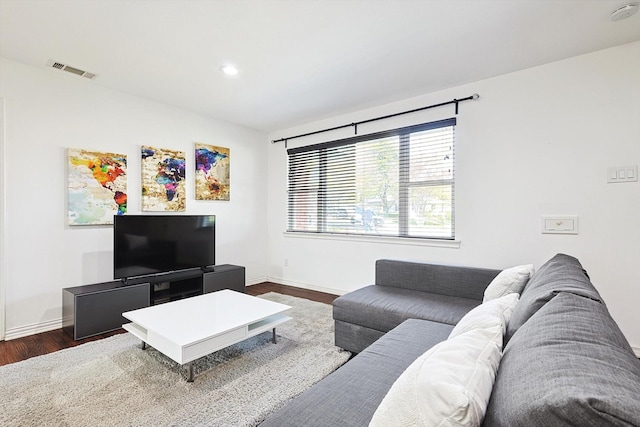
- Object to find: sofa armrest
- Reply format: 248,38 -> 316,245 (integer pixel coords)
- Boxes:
375,259 -> 500,301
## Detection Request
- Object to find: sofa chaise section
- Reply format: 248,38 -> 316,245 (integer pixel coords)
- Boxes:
333,259 -> 501,353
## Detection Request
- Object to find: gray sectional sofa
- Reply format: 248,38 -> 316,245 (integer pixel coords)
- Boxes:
261,254 -> 640,427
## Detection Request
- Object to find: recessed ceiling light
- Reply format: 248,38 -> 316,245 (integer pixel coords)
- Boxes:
610,2 -> 638,21
220,64 -> 239,76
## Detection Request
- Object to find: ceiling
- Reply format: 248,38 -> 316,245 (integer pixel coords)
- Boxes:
1,0 -> 639,133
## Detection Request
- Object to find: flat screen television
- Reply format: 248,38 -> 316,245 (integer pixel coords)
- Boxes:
114,215 -> 215,280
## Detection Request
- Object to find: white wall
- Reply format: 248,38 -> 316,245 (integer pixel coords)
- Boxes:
0,97 -> 5,341
0,57 -> 268,339
267,42 -> 640,352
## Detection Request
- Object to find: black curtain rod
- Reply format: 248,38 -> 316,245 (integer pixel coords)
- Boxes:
271,93 -> 479,144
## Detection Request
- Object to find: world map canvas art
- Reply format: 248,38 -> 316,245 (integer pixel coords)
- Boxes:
67,148 -> 127,226
195,143 -> 230,201
141,145 -> 186,211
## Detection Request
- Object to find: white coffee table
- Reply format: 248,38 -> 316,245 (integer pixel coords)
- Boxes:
122,289 -> 292,381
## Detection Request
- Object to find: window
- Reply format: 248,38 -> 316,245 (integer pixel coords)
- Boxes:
287,118 -> 456,239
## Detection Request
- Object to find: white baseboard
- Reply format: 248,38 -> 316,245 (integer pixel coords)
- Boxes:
632,345 -> 640,358
246,276 -> 268,286
4,318 -> 62,341
265,276 -> 346,296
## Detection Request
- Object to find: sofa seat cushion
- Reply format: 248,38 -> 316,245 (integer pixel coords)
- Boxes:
506,253 -> 602,340
333,284 -> 481,333
483,292 -> 640,427
260,319 -> 454,427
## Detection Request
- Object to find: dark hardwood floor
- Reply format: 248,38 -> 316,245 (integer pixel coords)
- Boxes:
0,282 -> 338,367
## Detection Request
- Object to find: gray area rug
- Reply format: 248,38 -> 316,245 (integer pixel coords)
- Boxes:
0,293 -> 350,426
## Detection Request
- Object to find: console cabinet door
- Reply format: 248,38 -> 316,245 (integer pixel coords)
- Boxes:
203,265 -> 246,294
63,282 -> 150,340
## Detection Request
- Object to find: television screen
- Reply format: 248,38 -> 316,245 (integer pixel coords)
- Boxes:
114,215 -> 215,279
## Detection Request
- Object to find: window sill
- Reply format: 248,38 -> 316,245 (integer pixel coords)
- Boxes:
283,231 -> 461,249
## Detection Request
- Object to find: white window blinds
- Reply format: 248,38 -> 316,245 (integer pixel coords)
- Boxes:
287,118 -> 456,239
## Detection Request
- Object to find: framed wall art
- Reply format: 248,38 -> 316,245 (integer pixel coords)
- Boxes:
195,143 -> 230,201
67,148 -> 127,225
141,145 -> 186,211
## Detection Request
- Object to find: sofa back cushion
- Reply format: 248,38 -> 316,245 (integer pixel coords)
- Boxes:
483,292 -> 640,427
505,253 -> 602,340
375,259 -> 500,301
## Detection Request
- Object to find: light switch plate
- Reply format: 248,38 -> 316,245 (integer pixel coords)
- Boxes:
607,165 -> 638,183
542,216 -> 578,234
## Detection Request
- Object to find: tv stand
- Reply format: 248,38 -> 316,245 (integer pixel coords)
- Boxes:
62,264 -> 245,340
150,269 -> 203,305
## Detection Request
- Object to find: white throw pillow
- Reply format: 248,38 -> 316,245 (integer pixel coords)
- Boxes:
483,264 -> 534,302
449,293 -> 519,339
369,324 -> 503,427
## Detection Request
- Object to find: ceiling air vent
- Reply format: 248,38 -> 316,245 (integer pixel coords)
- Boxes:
46,60 -> 97,80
